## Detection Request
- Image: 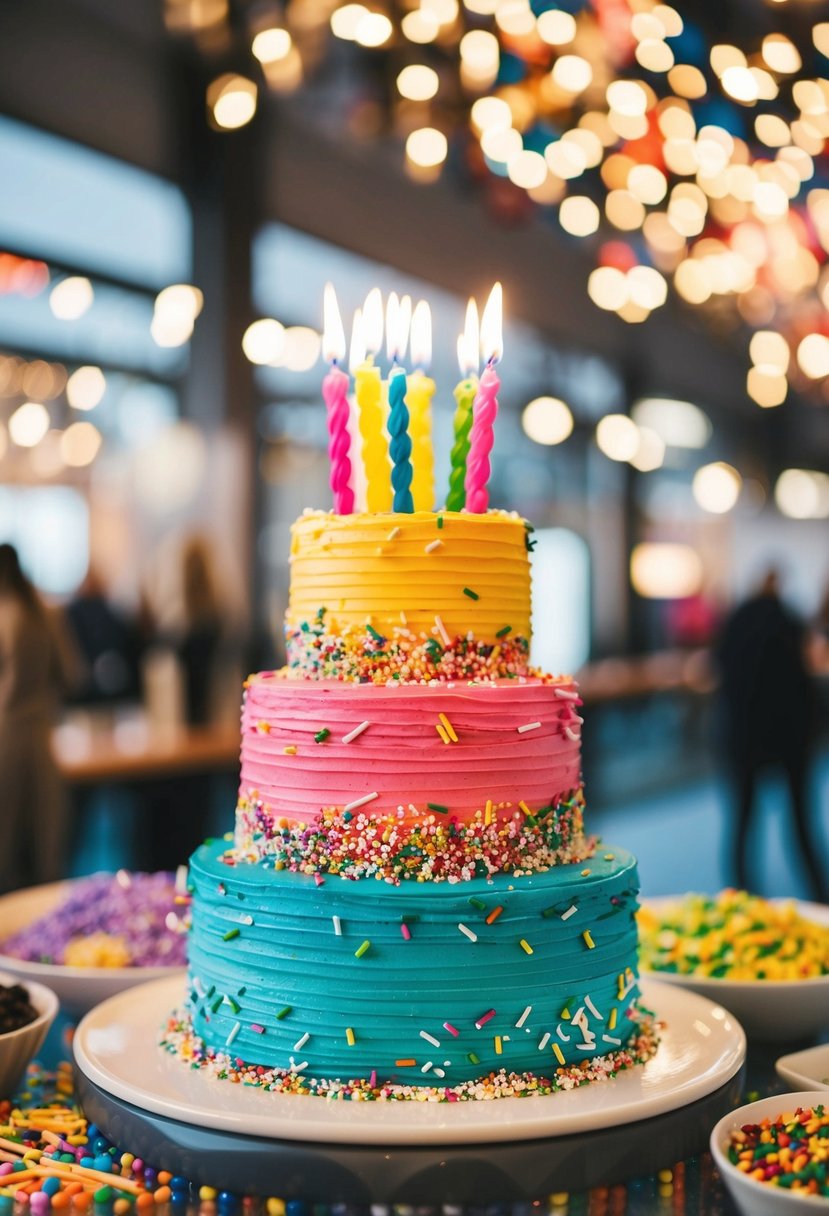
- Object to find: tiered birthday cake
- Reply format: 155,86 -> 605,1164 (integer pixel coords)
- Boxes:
170,509 -> 656,1100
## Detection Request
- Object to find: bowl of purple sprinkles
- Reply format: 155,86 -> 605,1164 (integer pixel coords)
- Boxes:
0,870 -> 188,1015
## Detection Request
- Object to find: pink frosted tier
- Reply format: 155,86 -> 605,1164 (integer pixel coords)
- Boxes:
233,672 -> 589,879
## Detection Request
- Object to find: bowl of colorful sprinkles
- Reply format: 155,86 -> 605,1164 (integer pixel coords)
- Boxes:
637,891 -> 829,1041
0,871 -> 188,1016
0,972 -> 58,1098
710,1094 -> 829,1214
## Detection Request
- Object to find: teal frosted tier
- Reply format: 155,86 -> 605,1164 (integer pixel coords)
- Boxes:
187,839 -> 642,1086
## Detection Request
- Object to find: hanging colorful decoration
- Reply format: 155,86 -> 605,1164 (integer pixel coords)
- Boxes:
208,0 -> 829,403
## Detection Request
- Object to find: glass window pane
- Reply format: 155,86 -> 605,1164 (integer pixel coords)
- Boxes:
530,527 -> 591,673
0,485 -> 89,595
0,116 -> 191,287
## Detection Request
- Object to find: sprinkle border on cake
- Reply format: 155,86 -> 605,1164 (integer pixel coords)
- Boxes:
160,1005 -> 659,1102
230,789 -> 594,882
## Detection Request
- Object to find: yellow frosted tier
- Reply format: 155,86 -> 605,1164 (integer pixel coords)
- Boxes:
285,510 -> 532,681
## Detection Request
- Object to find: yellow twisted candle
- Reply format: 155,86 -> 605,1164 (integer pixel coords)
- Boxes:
407,300 -> 435,512
352,289 -> 392,513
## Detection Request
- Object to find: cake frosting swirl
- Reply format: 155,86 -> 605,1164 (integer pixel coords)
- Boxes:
285,509 -> 532,682
177,507 -> 650,1096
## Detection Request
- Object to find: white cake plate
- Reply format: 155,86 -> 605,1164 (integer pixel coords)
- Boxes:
74,974 -> 745,1147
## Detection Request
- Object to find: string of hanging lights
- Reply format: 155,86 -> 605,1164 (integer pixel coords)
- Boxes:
167,0 -> 829,408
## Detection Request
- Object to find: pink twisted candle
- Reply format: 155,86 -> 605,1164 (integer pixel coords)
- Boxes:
322,363 -> 354,514
463,359 -> 500,514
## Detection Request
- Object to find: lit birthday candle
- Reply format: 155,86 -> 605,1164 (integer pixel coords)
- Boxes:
407,300 -> 435,512
355,288 -> 392,512
347,308 -> 368,511
446,298 -> 480,512
464,283 -> 503,515
386,292 -> 414,513
321,283 -> 354,515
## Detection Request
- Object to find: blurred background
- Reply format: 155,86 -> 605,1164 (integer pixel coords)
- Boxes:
0,0 -> 826,901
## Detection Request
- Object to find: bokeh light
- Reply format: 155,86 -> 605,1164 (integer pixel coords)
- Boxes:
522,396 -> 574,446
49,277 -> 93,321
208,74 -> 257,130
397,65 -> 439,101
243,318 -> 286,365
9,401 -> 50,448
775,469 -> 829,519
630,543 -> 703,599
60,421 -> 103,468
596,414 -> 640,461
692,462 -> 742,513
66,366 -> 106,411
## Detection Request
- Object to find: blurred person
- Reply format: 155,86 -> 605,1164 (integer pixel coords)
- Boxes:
716,568 -> 826,899
0,544 -> 73,892
176,535 -> 224,726
141,535 -> 227,871
64,565 -> 143,705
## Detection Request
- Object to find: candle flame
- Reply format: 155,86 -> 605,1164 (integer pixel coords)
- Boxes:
386,292 -> 412,363
349,307 -> 365,374
399,294 -> 412,361
411,300 -> 432,370
385,292 -> 399,362
480,282 -> 503,364
362,287 -> 384,357
457,298 -> 480,376
323,282 -> 346,364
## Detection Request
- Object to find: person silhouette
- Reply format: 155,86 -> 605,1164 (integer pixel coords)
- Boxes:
716,568 -> 826,900
0,544 -> 74,891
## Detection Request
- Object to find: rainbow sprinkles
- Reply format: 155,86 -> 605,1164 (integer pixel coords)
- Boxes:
170,282 -> 654,1100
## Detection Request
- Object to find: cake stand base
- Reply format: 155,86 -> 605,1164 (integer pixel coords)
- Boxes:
75,1067 -> 744,1203
73,976 -> 746,1199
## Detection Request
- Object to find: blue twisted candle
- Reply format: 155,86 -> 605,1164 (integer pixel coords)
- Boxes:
387,366 -> 414,513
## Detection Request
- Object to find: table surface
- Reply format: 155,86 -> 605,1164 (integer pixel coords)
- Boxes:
52,719 -> 240,784
21,1019 -> 820,1216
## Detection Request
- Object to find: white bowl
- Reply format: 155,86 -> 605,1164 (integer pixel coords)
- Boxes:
0,968 -> 58,1098
640,898 -> 829,1041
776,1045 -> 829,1091
0,881 -> 185,1017
710,1091 -> 829,1214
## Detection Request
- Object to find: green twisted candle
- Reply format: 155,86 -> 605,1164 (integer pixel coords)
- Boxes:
446,375 -> 478,512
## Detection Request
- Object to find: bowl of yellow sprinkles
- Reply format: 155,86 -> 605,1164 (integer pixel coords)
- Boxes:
637,891 -> 829,1041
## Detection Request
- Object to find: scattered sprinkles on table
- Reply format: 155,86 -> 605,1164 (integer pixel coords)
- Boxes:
724,1104 -> 829,1197
638,890 -> 829,980
2,873 -> 189,969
